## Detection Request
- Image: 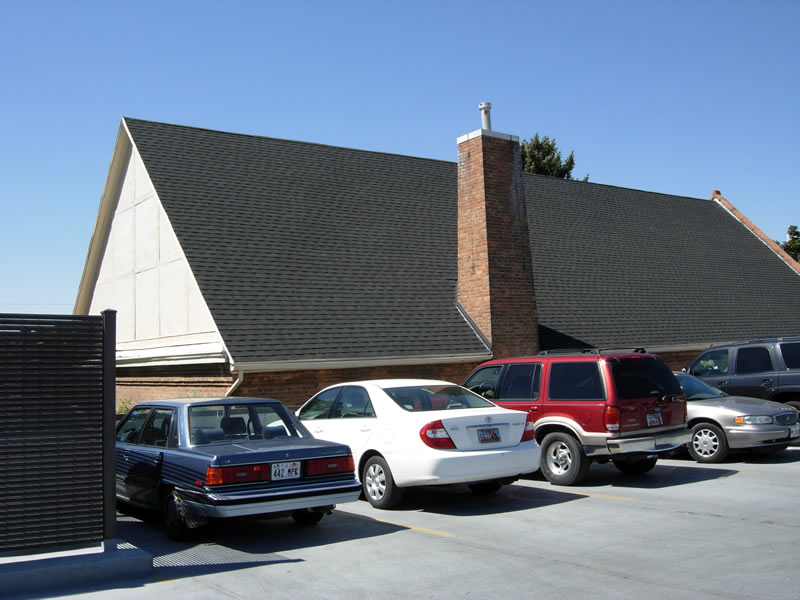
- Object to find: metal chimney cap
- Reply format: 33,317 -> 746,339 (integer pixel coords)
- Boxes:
479,102 -> 492,130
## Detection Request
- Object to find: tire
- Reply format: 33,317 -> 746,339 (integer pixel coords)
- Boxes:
362,456 -> 404,509
163,490 -> 191,540
468,481 -> 503,495
786,401 -> 800,412
540,432 -> 590,486
688,422 -> 729,463
292,509 -> 326,526
612,456 -> 658,475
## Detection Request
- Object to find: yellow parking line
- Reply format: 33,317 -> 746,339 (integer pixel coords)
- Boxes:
347,512 -> 454,538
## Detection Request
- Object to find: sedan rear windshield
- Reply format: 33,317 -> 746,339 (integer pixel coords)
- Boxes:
383,385 -> 495,412
189,403 -> 304,445
609,357 -> 682,399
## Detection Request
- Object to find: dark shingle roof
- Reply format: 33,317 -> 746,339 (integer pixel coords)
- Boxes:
525,176 -> 800,348
123,118 -> 800,362
124,118 -> 488,364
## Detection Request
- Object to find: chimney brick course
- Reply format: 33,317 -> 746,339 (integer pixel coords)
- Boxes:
457,131 -> 539,358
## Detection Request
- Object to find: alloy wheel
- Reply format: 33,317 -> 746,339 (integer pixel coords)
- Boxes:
692,428 -> 720,458
546,441 -> 573,475
364,462 -> 386,501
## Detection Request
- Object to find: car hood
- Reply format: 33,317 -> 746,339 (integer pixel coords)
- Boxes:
687,395 -> 794,415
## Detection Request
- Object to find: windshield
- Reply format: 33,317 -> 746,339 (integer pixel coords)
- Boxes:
383,384 -> 495,412
189,403 -> 307,445
609,357 -> 682,398
675,373 -> 727,400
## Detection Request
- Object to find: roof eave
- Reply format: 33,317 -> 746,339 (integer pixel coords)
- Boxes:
74,121 -> 133,314
232,352 -> 493,374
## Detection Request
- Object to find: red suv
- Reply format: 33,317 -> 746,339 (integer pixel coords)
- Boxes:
464,349 -> 691,485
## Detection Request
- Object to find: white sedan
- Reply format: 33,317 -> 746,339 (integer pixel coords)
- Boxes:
296,379 -> 541,508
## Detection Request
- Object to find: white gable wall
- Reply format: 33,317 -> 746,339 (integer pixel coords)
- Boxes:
89,146 -> 226,367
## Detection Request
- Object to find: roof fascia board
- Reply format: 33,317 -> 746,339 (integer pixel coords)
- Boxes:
117,342 -> 227,368
234,353 -> 493,374
74,123 -> 132,314
712,191 -> 800,277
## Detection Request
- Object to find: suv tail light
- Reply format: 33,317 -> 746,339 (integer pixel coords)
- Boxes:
420,420 -> 456,449
604,406 -> 620,432
521,412 -> 536,442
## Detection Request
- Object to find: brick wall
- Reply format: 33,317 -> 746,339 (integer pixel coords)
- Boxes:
116,364 -> 231,411
457,132 -> 539,358
116,361 -> 485,410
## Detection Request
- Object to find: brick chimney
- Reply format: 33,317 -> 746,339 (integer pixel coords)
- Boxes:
457,103 -> 539,357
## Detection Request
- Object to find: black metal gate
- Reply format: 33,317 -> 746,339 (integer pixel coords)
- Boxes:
0,312 -> 116,556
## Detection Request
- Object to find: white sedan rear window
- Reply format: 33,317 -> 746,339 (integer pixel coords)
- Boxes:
383,385 -> 495,412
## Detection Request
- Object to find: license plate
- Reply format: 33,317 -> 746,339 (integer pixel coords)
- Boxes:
478,427 -> 500,443
790,424 -> 800,438
646,412 -> 663,427
272,461 -> 301,480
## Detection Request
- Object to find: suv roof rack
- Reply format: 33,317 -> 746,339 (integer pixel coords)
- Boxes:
537,348 -> 598,356
537,347 -> 647,356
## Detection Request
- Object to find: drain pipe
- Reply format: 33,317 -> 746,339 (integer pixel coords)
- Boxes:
225,369 -> 244,397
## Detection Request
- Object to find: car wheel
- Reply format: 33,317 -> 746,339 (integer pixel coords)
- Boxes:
540,432 -> 590,486
612,456 -> 658,474
163,490 -> 191,540
468,480 -> 503,495
786,401 -> 800,412
688,422 -> 728,463
362,456 -> 404,509
292,509 -> 326,526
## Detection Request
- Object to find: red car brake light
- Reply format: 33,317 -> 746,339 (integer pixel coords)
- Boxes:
420,420 -> 456,449
205,464 -> 270,486
521,412 -> 536,442
604,406 -> 620,432
306,456 -> 355,476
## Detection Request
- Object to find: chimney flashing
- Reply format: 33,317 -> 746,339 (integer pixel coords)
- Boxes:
457,129 -> 519,145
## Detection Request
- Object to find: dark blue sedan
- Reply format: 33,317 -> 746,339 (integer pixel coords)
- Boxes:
115,397 -> 362,539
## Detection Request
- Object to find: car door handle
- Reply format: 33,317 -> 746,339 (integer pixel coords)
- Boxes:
312,428 -> 324,434
359,426 -> 371,432
717,381 -> 728,389
528,406 -> 539,412
761,379 -> 773,387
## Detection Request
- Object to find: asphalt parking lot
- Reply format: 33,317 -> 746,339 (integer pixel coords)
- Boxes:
26,448 -> 800,600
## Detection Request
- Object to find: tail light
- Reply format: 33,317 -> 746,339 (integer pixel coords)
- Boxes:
420,420 -> 456,449
306,455 -> 355,476
520,412 -> 536,442
604,406 -> 620,432
205,464 -> 269,486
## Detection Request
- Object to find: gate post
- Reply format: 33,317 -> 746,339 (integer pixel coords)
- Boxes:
102,309 -> 117,541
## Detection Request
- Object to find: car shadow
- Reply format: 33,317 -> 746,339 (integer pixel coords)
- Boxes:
557,460 -> 738,489
34,507 -> 408,599
390,481 -> 583,516
672,446 -> 800,465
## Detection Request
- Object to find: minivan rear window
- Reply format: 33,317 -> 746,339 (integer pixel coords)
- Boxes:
609,357 -> 682,398
779,342 -> 800,369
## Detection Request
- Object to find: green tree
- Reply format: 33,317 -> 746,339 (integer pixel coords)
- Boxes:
520,133 -> 588,181
780,224 -> 800,262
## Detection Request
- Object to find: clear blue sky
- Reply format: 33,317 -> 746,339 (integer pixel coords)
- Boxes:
1,0 -> 798,314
